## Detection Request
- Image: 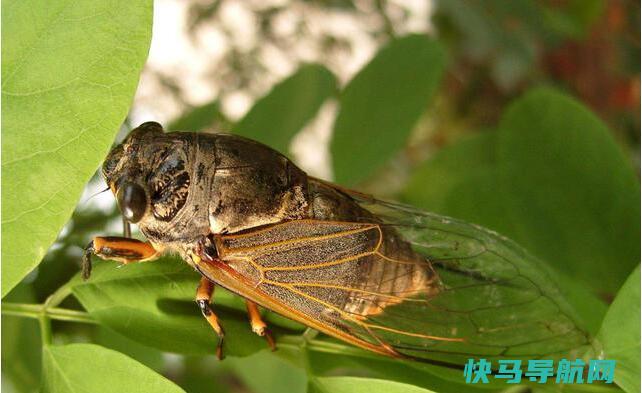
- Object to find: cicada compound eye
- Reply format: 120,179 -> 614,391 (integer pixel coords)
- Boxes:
116,182 -> 148,223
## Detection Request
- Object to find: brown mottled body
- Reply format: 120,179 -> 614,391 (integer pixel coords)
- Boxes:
102,123 -> 434,316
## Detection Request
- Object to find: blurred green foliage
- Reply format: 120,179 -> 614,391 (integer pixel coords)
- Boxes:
235,63 -> 337,155
434,0 -> 604,91
2,285 -> 41,392
2,0 -> 639,393
169,101 -> 231,133
404,88 -> 639,295
331,35 -> 445,185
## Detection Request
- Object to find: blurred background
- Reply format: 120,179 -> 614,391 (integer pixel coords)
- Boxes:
3,0 -> 639,392
130,0 -> 639,180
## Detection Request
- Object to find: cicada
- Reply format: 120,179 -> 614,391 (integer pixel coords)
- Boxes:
82,121 -> 590,366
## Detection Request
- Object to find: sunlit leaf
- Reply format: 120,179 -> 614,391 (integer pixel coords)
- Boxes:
403,132 -> 498,216
1,0 -> 153,296
331,34 -> 445,185
42,343 -> 184,393
598,265 -> 640,393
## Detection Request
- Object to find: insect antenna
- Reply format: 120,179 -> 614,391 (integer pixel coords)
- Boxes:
82,186 -> 111,205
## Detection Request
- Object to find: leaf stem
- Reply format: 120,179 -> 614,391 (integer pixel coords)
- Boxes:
278,334 -> 378,359
44,282 -> 73,308
2,302 -> 96,324
37,281 -> 76,345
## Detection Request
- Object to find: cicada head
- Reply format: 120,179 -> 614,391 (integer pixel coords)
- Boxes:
102,122 -> 198,236
102,121 -> 164,189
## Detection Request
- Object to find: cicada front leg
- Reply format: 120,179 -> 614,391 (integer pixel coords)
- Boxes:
195,276 -> 225,360
245,300 -> 276,351
81,236 -> 159,280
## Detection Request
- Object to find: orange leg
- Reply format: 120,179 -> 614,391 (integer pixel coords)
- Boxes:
196,277 -> 225,360
245,300 -> 276,351
81,236 -> 159,280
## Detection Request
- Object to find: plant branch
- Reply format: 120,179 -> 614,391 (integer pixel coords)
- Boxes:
0,302 -> 373,357
1,302 -> 620,393
2,302 -> 96,324
44,282 -> 73,309
36,281 -> 76,345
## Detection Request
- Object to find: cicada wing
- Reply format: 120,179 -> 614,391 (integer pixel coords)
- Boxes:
346,195 -> 591,363
208,191 -> 590,366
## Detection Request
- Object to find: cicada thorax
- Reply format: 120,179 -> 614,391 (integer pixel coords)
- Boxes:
202,134 -> 309,234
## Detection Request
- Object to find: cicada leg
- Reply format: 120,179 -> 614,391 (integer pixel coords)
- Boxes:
196,276 -> 225,360
81,236 -> 159,280
245,300 -> 276,351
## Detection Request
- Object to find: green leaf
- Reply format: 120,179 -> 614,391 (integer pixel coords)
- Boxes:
228,351 -> 307,393
168,101 -> 231,132
1,0 -> 153,297
71,258 -> 301,356
1,284 -> 42,392
403,131 -> 522,242
598,265 -> 640,393
234,63 -> 337,154
496,88 -> 640,294
331,34 -> 445,186
174,356 -> 235,393
403,132 -> 498,215
94,326 -> 164,371
306,350 -> 503,393
42,343 -> 184,393
404,88 -> 639,296
76,259 -> 492,392
403,133 -> 608,333
311,377 -> 436,393
402,117 -> 619,334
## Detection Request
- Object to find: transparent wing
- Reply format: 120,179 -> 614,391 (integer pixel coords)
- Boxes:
209,188 -> 591,366
346,194 -> 591,364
